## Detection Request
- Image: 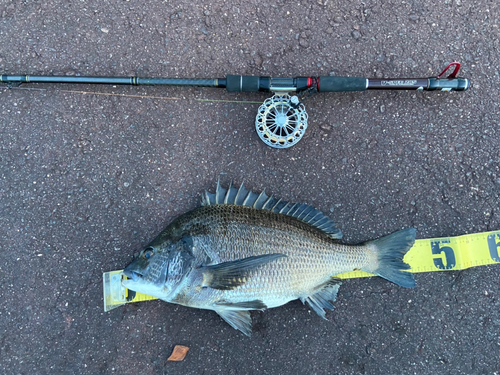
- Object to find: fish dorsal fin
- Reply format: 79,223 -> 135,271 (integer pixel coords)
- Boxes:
202,182 -> 343,239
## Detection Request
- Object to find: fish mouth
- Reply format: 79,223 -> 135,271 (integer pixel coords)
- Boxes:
123,268 -> 143,281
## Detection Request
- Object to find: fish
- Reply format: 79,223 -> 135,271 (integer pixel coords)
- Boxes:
122,182 -> 416,336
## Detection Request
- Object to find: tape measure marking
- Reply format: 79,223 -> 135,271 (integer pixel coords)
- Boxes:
103,230 -> 500,311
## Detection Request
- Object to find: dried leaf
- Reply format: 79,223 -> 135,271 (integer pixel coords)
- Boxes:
167,345 -> 189,361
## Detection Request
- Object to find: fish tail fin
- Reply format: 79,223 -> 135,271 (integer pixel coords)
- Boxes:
363,228 -> 416,288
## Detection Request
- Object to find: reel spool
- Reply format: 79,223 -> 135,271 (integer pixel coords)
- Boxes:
255,94 -> 308,149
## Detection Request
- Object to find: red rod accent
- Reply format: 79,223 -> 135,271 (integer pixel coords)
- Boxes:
437,62 -> 461,79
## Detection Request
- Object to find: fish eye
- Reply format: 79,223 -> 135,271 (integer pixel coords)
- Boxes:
143,247 -> 154,259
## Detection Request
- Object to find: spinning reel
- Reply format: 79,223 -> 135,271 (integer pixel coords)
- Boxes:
1,62 -> 469,148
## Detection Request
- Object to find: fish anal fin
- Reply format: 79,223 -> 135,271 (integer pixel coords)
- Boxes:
302,278 -> 342,319
216,309 -> 253,337
202,253 -> 286,290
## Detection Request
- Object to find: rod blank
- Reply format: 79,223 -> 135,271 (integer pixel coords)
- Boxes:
0,75 -> 223,87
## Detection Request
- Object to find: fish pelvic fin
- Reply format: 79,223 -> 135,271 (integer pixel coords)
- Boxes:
215,309 -> 253,337
364,228 -> 417,288
215,299 -> 267,311
202,253 -> 286,290
214,300 -> 267,336
301,278 -> 342,319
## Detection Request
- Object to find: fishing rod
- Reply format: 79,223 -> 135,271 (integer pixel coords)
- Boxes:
1,62 -> 469,148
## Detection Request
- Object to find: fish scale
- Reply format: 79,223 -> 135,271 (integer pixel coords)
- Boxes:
122,183 -> 416,336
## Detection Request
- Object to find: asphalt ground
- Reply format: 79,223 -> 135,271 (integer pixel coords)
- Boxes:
0,0 -> 499,374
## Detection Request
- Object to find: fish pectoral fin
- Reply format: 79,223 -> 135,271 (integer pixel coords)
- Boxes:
215,309 -> 253,337
301,278 -> 342,320
215,299 -> 267,311
202,253 -> 286,290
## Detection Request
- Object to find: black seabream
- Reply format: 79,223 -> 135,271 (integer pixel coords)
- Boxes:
122,183 -> 416,336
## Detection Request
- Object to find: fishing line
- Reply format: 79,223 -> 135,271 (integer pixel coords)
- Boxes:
1,86 -> 260,103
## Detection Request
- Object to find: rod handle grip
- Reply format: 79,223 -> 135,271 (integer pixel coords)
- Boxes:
317,76 -> 367,92
226,75 -> 262,92
428,78 -> 469,91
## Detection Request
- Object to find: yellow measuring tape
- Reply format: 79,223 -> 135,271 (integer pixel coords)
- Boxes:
103,230 -> 500,312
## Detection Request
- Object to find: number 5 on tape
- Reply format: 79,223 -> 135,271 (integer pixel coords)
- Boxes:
431,240 -> 456,269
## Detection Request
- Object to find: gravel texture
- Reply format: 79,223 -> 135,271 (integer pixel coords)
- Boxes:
1,0 -> 499,374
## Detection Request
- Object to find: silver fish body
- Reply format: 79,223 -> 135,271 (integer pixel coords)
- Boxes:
122,183 -> 416,336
